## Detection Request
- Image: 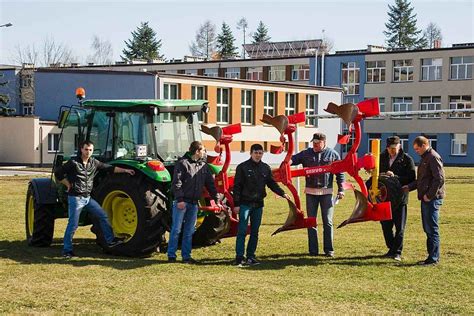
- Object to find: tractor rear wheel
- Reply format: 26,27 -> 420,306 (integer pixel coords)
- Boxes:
93,173 -> 169,257
366,174 -> 403,211
25,184 -> 55,247
192,198 -> 230,247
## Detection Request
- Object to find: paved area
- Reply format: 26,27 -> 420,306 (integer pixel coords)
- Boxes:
0,169 -> 50,176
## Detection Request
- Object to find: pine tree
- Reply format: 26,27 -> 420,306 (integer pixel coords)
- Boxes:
216,22 -> 238,59
252,21 -> 271,44
0,74 -> 10,106
384,0 -> 427,49
122,22 -> 163,61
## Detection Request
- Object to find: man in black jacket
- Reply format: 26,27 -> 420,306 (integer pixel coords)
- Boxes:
54,140 -> 135,258
233,144 -> 290,266
167,141 -> 220,264
379,136 -> 415,261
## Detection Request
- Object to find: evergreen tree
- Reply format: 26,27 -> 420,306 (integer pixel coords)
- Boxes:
384,0 -> 427,49
252,21 -> 271,44
216,22 -> 238,59
0,74 -> 9,106
122,22 -> 163,61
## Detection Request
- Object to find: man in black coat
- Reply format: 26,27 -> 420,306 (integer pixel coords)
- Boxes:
379,136 -> 415,261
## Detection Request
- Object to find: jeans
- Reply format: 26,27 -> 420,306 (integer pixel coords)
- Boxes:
235,204 -> 263,260
381,203 -> 407,255
421,198 -> 443,262
306,194 -> 334,255
63,195 -> 114,253
167,201 -> 198,260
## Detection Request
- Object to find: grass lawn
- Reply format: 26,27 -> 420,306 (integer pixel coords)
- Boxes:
0,168 -> 473,313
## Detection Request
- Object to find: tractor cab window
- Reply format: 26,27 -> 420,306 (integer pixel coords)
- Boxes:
59,108 -> 88,158
87,110 -> 113,160
154,112 -> 202,162
113,111 -> 157,159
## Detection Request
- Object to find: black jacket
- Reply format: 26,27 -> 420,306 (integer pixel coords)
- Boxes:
233,158 -> 286,208
54,156 -> 114,197
172,153 -> 218,204
380,148 -> 416,204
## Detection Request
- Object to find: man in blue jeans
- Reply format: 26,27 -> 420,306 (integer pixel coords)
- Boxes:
167,141 -> 220,264
233,144 -> 290,266
404,136 -> 445,265
54,140 -> 135,258
290,132 -> 345,257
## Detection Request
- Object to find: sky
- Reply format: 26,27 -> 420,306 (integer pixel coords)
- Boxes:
0,0 -> 473,65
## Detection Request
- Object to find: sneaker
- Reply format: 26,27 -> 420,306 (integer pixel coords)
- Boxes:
183,258 -> 199,264
392,254 -> 402,262
382,251 -> 394,258
62,251 -> 75,259
108,237 -> 125,248
325,252 -> 335,258
246,257 -> 260,266
233,257 -> 246,266
168,257 -> 177,263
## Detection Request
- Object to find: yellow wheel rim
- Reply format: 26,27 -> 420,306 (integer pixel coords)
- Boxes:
195,198 -> 208,229
27,194 -> 35,235
102,190 -> 138,241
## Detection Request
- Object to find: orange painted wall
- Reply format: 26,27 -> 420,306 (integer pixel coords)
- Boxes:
181,83 -> 191,99
231,88 -> 241,124
255,90 -> 264,125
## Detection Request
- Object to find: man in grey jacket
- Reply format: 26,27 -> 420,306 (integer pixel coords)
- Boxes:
404,136 -> 445,265
167,141 -> 220,264
291,133 -> 344,257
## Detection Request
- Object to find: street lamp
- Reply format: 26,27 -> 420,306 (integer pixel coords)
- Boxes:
0,23 -> 13,28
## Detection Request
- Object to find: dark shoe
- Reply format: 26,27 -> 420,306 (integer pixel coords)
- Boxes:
233,257 -> 246,267
392,254 -> 402,262
183,258 -> 198,264
246,257 -> 260,266
382,251 -> 394,258
309,252 -> 318,256
325,252 -> 334,258
418,259 -> 438,266
108,237 -> 125,248
168,257 -> 177,263
62,251 -> 75,259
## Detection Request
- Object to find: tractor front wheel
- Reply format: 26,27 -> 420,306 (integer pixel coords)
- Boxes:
25,184 -> 55,247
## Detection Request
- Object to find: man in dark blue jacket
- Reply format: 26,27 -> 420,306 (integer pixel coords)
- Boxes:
54,140 -> 135,258
167,141 -> 220,264
233,144 -> 290,266
379,136 -> 415,261
291,133 -> 344,257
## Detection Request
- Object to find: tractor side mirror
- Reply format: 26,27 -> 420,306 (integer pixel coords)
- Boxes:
58,110 -> 69,128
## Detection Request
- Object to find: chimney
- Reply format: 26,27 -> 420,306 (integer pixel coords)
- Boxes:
433,39 -> 442,49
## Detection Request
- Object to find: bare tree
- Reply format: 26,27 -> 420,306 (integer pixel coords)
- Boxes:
189,20 -> 217,60
423,22 -> 443,48
321,30 -> 334,53
236,17 -> 248,59
13,36 -> 76,67
86,35 -> 113,65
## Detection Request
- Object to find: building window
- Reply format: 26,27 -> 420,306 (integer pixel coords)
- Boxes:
392,97 -> 413,118
366,61 -> 386,83
192,85 -> 206,122
379,97 -> 385,113
225,67 -> 240,79
48,133 -> 61,152
421,58 -> 442,81
163,83 -> 179,122
247,67 -> 263,81
292,64 -> 310,80
368,133 -> 382,150
269,65 -> 286,81
22,103 -> 34,115
217,88 -> 229,124
342,62 -> 360,95
285,93 -> 296,116
185,69 -> 198,75
204,68 -> 219,77
420,96 -> 441,118
21,74 -> 33,88
305,94 -> 318,127
450,56 -> 473,80
423,134 -> 438,151
240,90 -> 254,125
451,133 -> 467,156
263,91 -> 275,117
393,59 -> 414,82
449,95 -> 471,118
398,134 -> 409,152
341,128 -> 356,155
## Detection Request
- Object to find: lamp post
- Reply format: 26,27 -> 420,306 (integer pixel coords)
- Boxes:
0,23 -> 13,28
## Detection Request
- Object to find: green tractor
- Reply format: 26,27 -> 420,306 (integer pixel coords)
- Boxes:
25,93 -> 226,257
